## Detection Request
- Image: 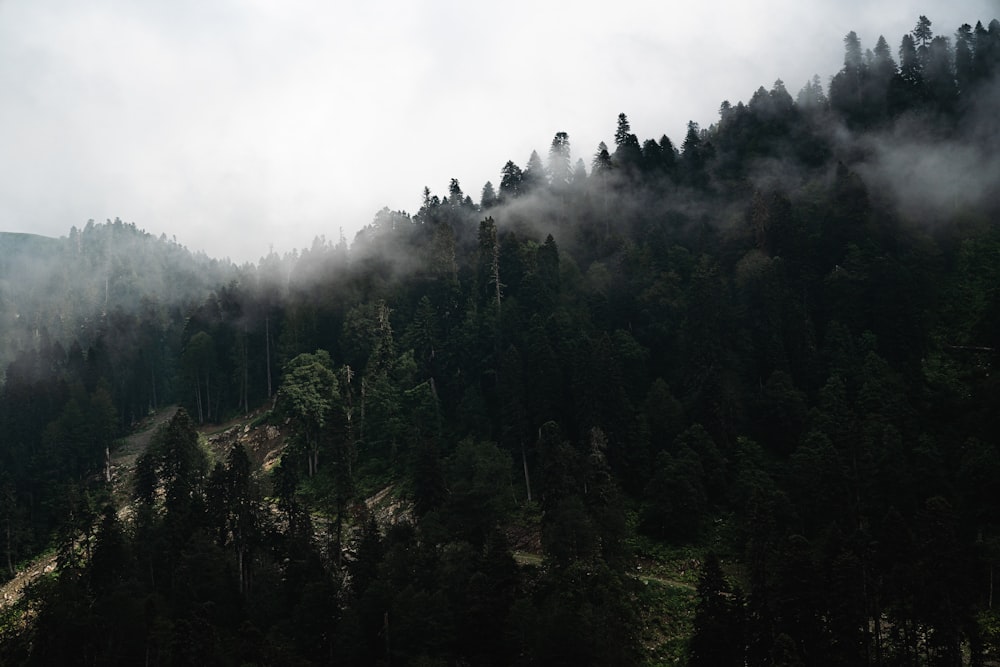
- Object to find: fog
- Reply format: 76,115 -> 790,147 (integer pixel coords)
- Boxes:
0,1 -> 995,263
854,77 -> 1000,223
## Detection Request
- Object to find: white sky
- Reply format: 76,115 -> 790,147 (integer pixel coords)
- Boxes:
0,0 -> 995,264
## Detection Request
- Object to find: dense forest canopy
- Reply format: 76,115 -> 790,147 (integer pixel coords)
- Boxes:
2,14 -> 1000,666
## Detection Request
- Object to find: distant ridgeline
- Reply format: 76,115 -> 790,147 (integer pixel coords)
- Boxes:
0,219 -> 234,384
0,231 -> 61,258
3,16 -> 1000,667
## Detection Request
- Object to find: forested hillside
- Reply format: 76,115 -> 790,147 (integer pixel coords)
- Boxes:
2,15 -> 1000,666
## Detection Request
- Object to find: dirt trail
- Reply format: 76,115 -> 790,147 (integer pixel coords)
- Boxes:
511,551 -> 697,591
0,555 -> 55,610
109,406 -> 178,508
0,406 -> 178,610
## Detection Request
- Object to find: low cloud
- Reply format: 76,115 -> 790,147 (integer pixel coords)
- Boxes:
856,79 -> 1000,223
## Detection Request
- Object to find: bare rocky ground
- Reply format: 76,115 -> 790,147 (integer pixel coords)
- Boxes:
2,405 -> 326,612
3,405 -> 225,610
110,405 -> 179,510
1,407 -> 172,610
0,556 -> 55,611
202,410 -> 287,479
2,405 -> 701,662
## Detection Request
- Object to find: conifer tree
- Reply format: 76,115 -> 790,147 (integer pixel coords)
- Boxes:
548,131 -> 572,187
689,553 -> 745,666
522,150 -> 546,192
499,160 -> 522,201
480,180 -> 497,209
592,141 -> 612,174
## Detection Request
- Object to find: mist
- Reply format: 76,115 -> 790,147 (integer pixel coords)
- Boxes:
4,10 -> 1000,665
853,79 -> 1000,224
1,2 -> 996,263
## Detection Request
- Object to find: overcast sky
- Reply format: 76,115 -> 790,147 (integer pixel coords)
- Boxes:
0,1 -> 995,264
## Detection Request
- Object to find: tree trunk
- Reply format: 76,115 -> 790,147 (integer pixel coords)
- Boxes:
603,173 -> 609,236
150,364 -> 157,411
205,371 -> 211,422
243,326 -> 249,415
5,517 -> 13,577
335,497 -> 344,567
265,316 -> 272,397
872,591 -> 883,666
492,235 -> 502,315
194,382 -> 203,424
360,378 -> 367,442
521,441 -> 532,502
308,440 -> 317,477
237,547 -> 245,596
989,563 -> 994,610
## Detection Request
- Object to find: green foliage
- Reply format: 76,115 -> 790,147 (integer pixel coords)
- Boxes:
638,580 -> 697,665
5,11 -> 1000,665
518,560 -> 642,666
277,350 -> 339,478
441,438 -> 513,546
688,553 -> 745,666
279,350 -> 339,431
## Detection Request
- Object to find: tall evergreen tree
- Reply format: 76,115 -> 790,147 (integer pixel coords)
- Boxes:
689,553 -> 745,666
548,131 -> 572,187
499,160 -> 523,201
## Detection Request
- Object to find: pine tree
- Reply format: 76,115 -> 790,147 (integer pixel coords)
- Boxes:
480,180 -> 498,209
912,15 -> 933,55
548,132 -> 572,187
499,160 -> 523,201
689,553 -> 745,666
89,503 -> 128,594
955,24 -> 975,93
681,121 -> 707,187
522,150 -> 546,193
613,112 -> 642,168
592,141 -> 612,174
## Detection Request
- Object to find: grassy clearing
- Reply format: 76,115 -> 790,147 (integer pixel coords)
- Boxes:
638,577 -> 696,666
